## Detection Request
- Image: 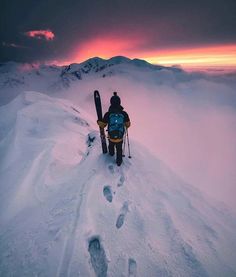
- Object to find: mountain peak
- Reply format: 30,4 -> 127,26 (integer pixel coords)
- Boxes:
67,55 -> 161,69
108,56 -> 131,64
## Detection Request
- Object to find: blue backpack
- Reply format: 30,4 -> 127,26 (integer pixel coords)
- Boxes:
108,113 -> 125,139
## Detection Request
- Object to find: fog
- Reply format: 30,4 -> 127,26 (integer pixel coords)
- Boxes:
61,69 -> 236,211
1,63 -> 236,211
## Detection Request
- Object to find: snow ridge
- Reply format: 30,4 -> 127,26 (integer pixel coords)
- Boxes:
0,92 -> 236,276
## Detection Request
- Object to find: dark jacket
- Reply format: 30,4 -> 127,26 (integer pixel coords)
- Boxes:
98,104 -> 131,142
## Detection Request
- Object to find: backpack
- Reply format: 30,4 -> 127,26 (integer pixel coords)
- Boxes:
108,113 -> 125,139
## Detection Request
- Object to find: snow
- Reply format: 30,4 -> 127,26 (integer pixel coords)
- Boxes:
1,57 -> 236,276
0,90 -> 236,276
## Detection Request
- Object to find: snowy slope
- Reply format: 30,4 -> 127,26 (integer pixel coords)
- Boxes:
0,92 -> 236,277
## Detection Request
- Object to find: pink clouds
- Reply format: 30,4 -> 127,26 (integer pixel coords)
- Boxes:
66,35 -> 236,69
70,36 -> 149,62
25,29 -> 55,41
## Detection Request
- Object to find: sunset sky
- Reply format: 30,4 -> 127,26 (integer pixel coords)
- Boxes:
1,0 -> 236,68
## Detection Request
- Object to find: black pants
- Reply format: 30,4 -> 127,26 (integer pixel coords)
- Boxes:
108,140 -> 123,165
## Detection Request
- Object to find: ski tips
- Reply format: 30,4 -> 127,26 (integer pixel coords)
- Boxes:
94,90 -> 99,96
94,90 -> 100,100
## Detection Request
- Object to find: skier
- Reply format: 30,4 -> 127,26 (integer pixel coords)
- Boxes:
97,92 -> 131,166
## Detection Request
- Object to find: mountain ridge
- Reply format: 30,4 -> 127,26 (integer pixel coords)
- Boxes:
0,54 -> 236,215
0,91 -> 236,276
0,55 -> 183,106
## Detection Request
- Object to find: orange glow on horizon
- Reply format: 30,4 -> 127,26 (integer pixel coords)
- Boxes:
61,37 -> 236,69
143,44 -> 236,68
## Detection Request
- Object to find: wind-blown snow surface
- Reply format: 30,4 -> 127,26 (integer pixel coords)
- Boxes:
1,57 -> 236,210
0,92 -> 236,276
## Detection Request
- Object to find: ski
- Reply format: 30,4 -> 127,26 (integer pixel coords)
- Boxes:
94,90 -> 108,154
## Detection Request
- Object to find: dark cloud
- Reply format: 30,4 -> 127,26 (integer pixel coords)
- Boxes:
0,0 -> 236,63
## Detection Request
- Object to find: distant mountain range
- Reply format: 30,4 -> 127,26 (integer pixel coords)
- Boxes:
0,56 -> 184,105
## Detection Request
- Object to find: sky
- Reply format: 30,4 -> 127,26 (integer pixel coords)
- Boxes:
0,0 -> 236,68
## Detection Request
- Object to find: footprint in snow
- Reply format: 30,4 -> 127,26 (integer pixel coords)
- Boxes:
117,175 -> 125,187
103,186 -> 113,203
128,258 -> 137,277
116,201 -> 129,229
87,133 -> 96,147
88,237 -> 108,277
108,164 -> 114,174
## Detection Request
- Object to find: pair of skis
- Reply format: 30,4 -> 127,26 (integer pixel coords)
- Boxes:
94,90 -> 108,154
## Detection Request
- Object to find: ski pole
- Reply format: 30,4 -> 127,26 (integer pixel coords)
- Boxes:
126,129 -> 131,158
122,129 -> 127,157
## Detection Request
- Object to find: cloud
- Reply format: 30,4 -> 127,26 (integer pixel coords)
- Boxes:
24,29 -> 55,41
123,76 -> 236,211
140,44 -> 236,68
61,69 -> 236,211
62,37 -> 236,69
70,36 -> 147,62
2,42 -> 28,49
1,0 -> 236,63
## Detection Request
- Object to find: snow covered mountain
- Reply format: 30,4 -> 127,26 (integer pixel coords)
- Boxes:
0,57 -> 236,276
0,56 -> 184,105
0,91 -> 236,276
2,56 -> 235,210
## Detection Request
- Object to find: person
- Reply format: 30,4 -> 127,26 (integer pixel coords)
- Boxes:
97,92 -> 131,166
